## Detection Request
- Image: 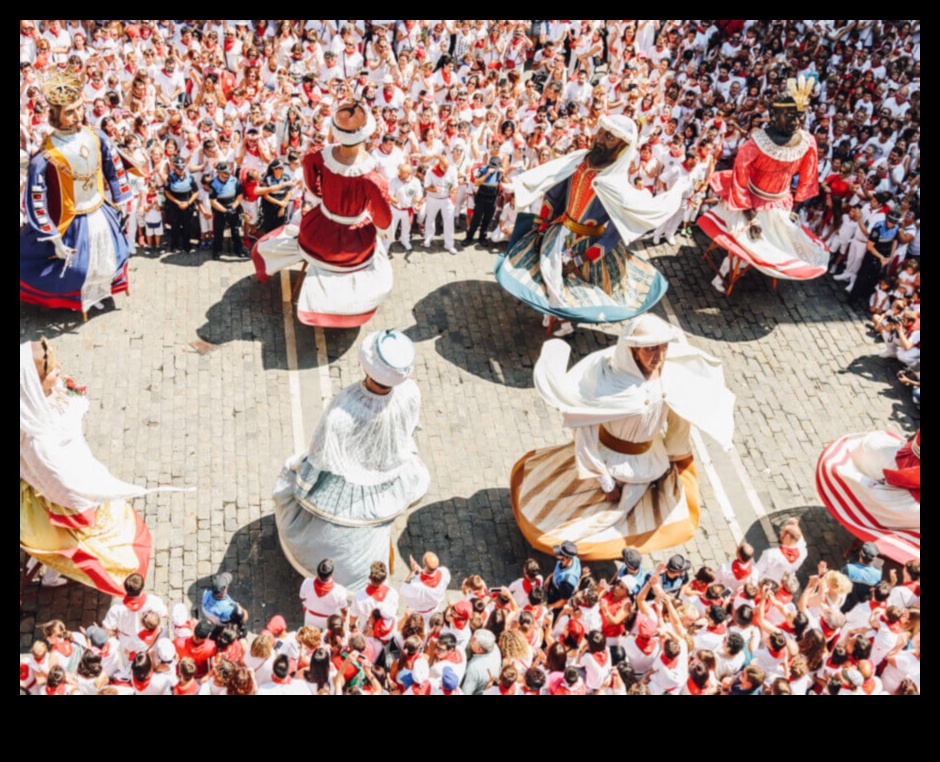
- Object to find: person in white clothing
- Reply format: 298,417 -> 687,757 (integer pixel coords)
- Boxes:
349,561 -> 400,630
387,163 -> 423,251
422,156 -> 458,253
399,551 -> 451,622
257,654 -> 311,695
716,542 -> 758,594
299,558 -> 349,630
101,573 -> 168,664
755,518 -> 808,584
579,630 -> 614,693
508,559 -> 544,609
646,636 -> 688,694
130,653 -> 175,695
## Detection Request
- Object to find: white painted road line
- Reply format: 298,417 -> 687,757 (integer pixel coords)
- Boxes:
661,293 -> 774,544
279,270 -> 306,454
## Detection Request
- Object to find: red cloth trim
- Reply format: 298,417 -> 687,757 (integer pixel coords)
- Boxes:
296,308 -> 377,328
816,436 -> 919,564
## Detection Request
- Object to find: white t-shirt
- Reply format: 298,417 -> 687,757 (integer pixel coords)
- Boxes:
299,579 -> 348,622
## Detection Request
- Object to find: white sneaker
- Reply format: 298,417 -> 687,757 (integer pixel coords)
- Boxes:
666,235 -> 676,246
402,243 -> 412,252
829,265 -> 838,274
542,313 -> 552,328
832,272 -> 848,281
553,321 -> 575,337
446,247 -> 458,255
711,276 -> 725,293
41,569 -> 68,587
92,300 -> 106,310
422,241 -> 431,248
652,235 -> 662,246
845,283 -> 854,293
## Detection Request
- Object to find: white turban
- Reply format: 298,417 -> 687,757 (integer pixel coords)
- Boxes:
332,103 -> 377,147
358,329 -> 416,387
617,314 -> 682,348
598,114 -> 638,146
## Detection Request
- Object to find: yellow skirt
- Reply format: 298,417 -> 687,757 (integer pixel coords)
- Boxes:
20,480 -> 152,597
510,443 -> 700,561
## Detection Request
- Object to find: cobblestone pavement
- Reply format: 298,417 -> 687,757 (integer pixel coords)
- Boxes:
20,230 -> 917,648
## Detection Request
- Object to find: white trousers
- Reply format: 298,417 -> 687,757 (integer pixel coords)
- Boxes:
424,196 -> 455,248
389,207 -> 413,246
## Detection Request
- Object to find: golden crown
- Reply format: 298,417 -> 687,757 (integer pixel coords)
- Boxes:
773,75 -> 814,112
39,69 -> 85,106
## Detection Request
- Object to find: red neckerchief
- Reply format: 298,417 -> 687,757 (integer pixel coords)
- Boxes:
690,580 -> 707,594
731,559 -> 753,580
521,686 -> 539,695
707,623 -> 727,636
439,650 -> 462,665
373,617 -> 394,641
410,681 -> 432,695
819,617 -> 839,639
775,589 -> 793,606
499,683 -> 518,695
779,544 -> 800,563
272,674 -> 291,685
132,674 -> 152,692
634,635 -> 656,655
53,640 -> 73,658
686,677 -> 707,695
431,167 -> 446,179
441,70 -> 452,85
451,616 -> 469,630
124,594 -> 147,612
882,616 -> 902,634
45,684 -> 68,695
660,653 -> 679,669
313,577 -> 335,597
592,650 -> 609,666
173,679 -> 199,695
903,580 -> 920,597
420,569 -> 442,587
862,678 -> 877,695
699,595 -> 720,610
137,629 -> 158,648
224,38 -> 235,53
869,599 -> 887,612
825,656 -> 844,671
365,584 -> 389,602
768,647 -> 786,660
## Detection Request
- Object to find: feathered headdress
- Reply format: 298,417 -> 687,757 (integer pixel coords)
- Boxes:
773,75 -> 814,112
39,69 -> 84,106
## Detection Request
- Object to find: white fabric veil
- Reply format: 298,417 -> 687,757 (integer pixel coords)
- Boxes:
534,321 -> 735,451
20,342 -> 188,511
512,115 -> 687,245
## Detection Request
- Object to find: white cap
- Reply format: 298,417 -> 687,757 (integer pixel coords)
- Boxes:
411,656 -> 430,684
382,74 -> 395,85
155,639 -> 177,664
618,314 -> 681,348
359,329 -> 416,387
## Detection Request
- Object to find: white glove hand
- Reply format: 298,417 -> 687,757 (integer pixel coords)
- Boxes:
38,234 -> 76,262
599,473 -> 617,494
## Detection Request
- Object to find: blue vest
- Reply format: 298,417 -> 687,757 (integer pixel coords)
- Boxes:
211,175 -> 238,204
553,557 -> 581,592
167,171 -> 193,196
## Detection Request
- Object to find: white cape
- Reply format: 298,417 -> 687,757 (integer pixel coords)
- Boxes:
534,339 -> 735,451
512,149 -> 688,247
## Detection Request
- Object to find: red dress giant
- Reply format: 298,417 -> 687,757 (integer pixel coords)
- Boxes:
253,147 -> 393,327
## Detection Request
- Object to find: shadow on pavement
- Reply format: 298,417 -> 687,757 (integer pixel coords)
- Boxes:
195,272 -> 360,371
403,279 -> 620,389
186,514 -> 305,632
397,488 -> 616,591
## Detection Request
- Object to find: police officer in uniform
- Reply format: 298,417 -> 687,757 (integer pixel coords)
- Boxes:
259,159 -> 293,234
208,162 -> 246,260
164,156 -> 199,253
463,145 -> 503,247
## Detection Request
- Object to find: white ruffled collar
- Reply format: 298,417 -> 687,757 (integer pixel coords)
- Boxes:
322,146 -> 377,178
751,128 -> 812,163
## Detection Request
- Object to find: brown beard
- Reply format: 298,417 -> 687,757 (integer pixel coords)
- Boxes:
588,142 -> 616,165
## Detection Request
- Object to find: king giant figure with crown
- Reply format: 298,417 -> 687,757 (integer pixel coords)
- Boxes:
20,70 -> 132,319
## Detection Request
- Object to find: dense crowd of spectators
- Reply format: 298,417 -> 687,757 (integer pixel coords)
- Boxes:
20,527 -> 921,694
20,19 -> 921,694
